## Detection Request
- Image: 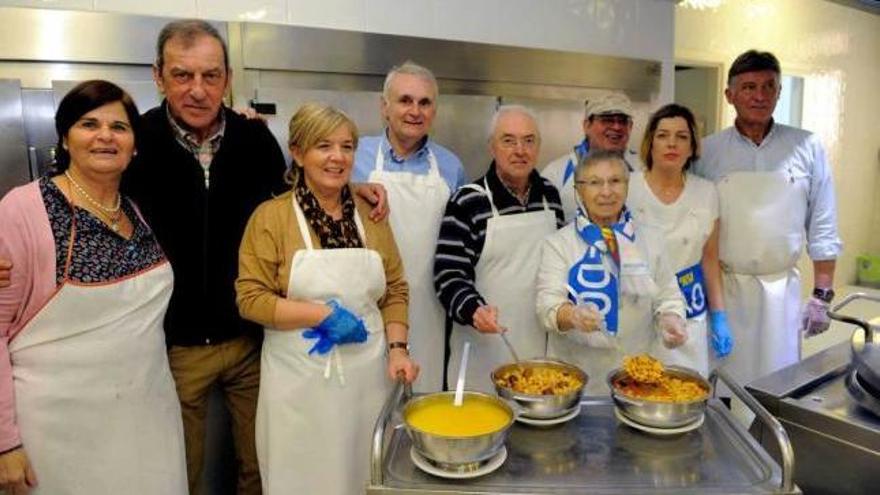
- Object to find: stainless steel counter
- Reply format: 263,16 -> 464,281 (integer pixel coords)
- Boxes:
369,393 -> 796,494
748,342 -> 880,494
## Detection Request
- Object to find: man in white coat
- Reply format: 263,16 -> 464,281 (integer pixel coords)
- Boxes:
542,93 -> 642,223
353,61 -> 466,392
693,50 -> 842,390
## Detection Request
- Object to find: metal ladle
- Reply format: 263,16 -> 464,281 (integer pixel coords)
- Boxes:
498,330 -> 521,363
453,341 -> 471,407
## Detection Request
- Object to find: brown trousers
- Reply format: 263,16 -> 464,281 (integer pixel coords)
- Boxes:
168,336 -> 261,495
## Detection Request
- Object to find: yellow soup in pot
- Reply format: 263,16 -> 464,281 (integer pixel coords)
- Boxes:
406,397 -> 511,437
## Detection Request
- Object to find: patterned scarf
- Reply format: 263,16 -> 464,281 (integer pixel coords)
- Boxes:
567,206 -> 635,333
293,172 -> 363,249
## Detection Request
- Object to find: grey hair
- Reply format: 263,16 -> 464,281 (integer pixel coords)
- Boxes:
382,61 -> 438,101
487,104 -> 540,141
156,20 -> 228,71
575,149 -> 630,180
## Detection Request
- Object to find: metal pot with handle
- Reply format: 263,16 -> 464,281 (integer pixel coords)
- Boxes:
827,292 -> 880,393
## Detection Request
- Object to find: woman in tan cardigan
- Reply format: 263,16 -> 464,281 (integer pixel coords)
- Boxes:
236,103 -> 417,495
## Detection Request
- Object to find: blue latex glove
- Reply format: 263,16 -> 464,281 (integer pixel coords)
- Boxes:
302,300 -> 368,355
302,329 -> 335,356
709,310 -> 734,358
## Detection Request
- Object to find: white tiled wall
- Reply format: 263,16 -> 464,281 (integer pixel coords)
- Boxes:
676,0 -> 880,289
0,0 -> 675,67
93,0 -> 196,17
0,0 -> 678,119
198,0 -> 286,23
286,0 -> 365,31
3,0 -> 93,10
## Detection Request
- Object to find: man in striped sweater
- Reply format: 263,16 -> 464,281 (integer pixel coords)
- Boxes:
434,105 -> 565,392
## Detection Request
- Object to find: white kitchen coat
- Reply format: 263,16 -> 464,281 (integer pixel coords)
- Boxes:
536,216 -> 686,395
541,148 -> 582,226
693,123 -> 842,387
256,196 -> 389,495
447,180 -> 557,393
542,148 -> 643,224
10,219 -> 186,494
627,171 -> 718,375
368,146 -> 449,393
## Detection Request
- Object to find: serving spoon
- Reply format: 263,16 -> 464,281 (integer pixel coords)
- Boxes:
565,284 -> 623,354
498,329 -> 521,364
453,341 -> 471,407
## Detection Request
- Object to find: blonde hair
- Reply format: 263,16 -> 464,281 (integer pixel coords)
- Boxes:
285,103 -> 359,184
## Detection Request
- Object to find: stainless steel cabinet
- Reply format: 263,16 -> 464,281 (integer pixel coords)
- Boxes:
0,79 -> 30,196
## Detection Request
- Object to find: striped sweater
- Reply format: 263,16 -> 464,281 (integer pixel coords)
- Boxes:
433,162 -> 565,326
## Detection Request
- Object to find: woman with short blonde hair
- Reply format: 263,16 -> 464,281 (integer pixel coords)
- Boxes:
237,102 -> 417,495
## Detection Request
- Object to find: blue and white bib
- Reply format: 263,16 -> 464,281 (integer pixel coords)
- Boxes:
566,208 -> 635,333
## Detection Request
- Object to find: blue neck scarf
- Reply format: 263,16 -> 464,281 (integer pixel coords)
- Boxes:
566,207 -> 634,333
562,139 -> 591,186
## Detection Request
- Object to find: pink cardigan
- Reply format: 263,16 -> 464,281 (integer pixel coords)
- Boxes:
0,181 -> 59,451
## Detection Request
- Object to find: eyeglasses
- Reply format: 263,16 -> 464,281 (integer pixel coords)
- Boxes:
575,176 -> 627,190
594,114 -> 631,126
498,135 -> 538,150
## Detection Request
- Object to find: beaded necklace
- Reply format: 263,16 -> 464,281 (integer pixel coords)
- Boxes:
64,170 -> 123,232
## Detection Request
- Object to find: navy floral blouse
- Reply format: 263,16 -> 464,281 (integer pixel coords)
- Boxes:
39,176 -> 166,286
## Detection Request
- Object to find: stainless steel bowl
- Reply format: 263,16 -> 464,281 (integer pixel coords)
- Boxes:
402,391 -> 515,465
607,365 -> 710,429
491,358 -> 588,419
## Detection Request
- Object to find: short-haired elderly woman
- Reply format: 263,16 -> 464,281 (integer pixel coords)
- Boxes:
536,150 -> 687,394
627,103 -> 733,375
236,103 -> 418,495
0,80 -> 186,494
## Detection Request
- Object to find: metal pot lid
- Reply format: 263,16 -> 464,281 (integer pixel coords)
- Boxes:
845,368 -> 880,417
828,293 -> 880,393
851,327 -> 880,393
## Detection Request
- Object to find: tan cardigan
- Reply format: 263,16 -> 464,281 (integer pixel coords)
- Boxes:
236,189 -> 408,329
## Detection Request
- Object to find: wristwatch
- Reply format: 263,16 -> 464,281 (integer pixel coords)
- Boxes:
813,287 -> 835,303
388,341 -> 410,353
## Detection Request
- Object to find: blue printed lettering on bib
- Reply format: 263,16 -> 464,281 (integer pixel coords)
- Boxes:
567,251 -> 619,334
676,263 -> 707,319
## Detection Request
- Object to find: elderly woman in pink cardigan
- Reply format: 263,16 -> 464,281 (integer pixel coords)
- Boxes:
0,80 -> 185,494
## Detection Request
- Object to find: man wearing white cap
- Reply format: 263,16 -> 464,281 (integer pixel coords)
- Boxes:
542,93 -> 642,223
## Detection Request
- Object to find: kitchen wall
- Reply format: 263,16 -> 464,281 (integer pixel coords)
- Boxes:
676,0 -> 880,287
5,0 -> 878,285
0,0 -> 677,101
674,66 -> 720,137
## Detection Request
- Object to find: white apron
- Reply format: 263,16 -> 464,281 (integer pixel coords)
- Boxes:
9,216 -> 186,495
558,151 -> 579,224
715,168 -> 807,386
368,145 -> 450,393
256,195 -> 390,495
448,179 -> 557,392
630,177 -> 711,376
